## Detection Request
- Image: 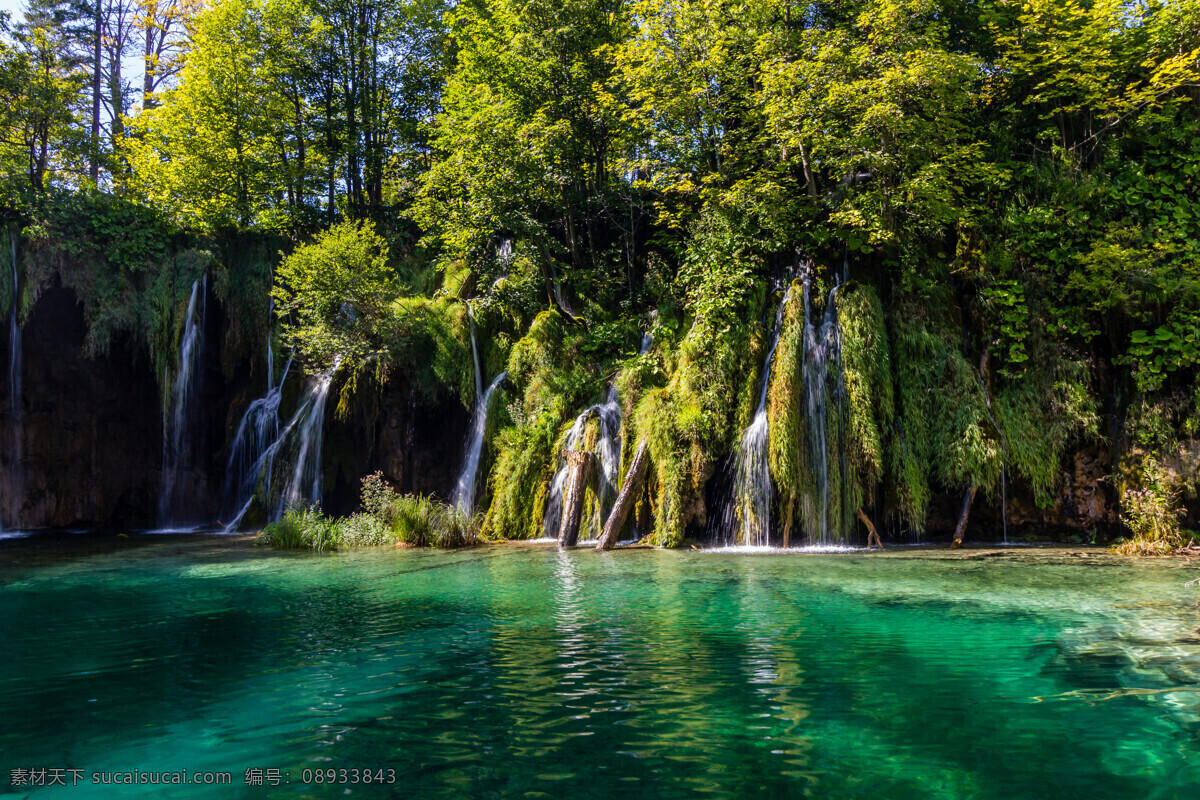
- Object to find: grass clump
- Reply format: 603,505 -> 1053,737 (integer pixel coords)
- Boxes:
360,471 -> 480,548
260,506 -> 341,552
260,473 -> 480,551
337,513 -> 391,546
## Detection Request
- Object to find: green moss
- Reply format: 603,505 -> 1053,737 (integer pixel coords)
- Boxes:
767,279 -> 806,529
625,282 -> 764,546
839,282 -> 894,495
483,407 -> 558,539
888,291 -> 1001,533
994,335 -> 1097,506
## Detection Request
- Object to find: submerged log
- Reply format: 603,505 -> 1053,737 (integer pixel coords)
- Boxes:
857,507 -> 883,549
598,440 -> 650,550
558,450 -> 595,547
951,486 -> 976,548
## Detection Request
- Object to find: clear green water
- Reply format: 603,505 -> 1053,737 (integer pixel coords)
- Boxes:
3,537 -> 1200,799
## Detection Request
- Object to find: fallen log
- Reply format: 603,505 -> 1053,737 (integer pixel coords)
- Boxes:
951,486 -> 976,549
597,440 -> 650,550
558,450 -> 595,547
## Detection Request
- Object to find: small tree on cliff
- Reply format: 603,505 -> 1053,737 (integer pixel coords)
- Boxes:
272,219 -> 400,368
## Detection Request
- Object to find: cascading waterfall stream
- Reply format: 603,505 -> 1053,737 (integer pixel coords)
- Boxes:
800,277 -> 843,545
9,230 -> 20,428
4,229 -> 20,530
542,387 -> 622,540
451,303 -> 510,515
160,276 -> 206,523
222,358 -> 291,522
468,304 -> 483,401
723,286 -> 791,547
451,371 -> 507,514
279,365 -> 337,516
223,359 -> 340,530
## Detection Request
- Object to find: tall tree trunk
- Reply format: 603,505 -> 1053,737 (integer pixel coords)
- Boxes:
798,141 -> 817,198
108,61 -> 124,144
598,440 -> 649,550
143,16 -> 154,101
92,0 -> 102,185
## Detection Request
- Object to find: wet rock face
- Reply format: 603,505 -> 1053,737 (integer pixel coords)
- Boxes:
0,285 -> 161,529
0,281 -> 468,528
1063,445 -> 1120,526
937,445 -> 1121,543
321,379 -> 470,516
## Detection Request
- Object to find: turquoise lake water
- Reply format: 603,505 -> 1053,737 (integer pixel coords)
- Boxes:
2,536 -> 1200,798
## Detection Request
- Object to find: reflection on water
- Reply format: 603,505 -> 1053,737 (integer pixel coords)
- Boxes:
1,540 -> 1199,798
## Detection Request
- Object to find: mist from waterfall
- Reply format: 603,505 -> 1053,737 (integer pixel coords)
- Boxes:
160,276 -> 206,523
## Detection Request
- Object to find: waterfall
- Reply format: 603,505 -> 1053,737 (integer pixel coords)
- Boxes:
799,278 -> 843,544
279,366 -> 337,516
4,229 -> 20,530
223,360 -> 339,530
723,287 -> 791,546
8,230 -> 19,428
542,386 -> 622,540
222,358 -> 291,522
160,276 -> 206,523
451,371 -> 507,514
467,304 -> 483,401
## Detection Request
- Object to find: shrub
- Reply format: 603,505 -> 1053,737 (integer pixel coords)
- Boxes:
1111,454 -> 1188,555
337,513 -> 393,546
357,471 -> 481,548
385,492 -> 480,548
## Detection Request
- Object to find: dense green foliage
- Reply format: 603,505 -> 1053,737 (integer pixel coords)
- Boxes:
2,0 -> 1198,546
261,472 -> 480,549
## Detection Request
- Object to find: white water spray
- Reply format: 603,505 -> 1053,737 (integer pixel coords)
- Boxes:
542,386 -> 622,540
